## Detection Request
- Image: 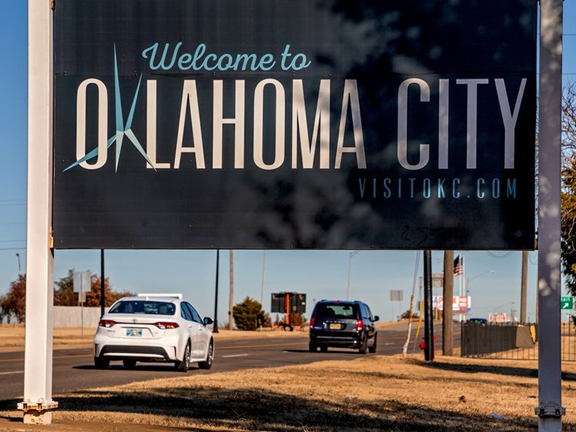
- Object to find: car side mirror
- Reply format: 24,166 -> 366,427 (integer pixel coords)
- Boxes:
373,316 -> 380,322
203,317 -> 214,326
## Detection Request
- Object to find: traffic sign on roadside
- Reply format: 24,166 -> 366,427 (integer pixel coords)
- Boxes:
561,297 -> 574,310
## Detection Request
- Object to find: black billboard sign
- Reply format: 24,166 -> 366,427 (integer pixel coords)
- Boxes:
53,0 -> 537,250
271,293 -> 307,314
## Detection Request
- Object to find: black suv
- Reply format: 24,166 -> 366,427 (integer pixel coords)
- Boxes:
309,300 -> 379,354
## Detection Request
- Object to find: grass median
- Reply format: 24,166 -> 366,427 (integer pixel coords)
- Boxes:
2,323 -> 575,431
1,354 -> 576,431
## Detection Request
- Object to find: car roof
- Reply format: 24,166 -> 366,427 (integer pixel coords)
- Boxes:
137,293 -> 182,299
317,299 -> 362,304
116,296 -> 180,303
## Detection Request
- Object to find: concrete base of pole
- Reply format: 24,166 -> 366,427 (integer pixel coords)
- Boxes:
23,411 -> 53,425
19,401 -> 58,425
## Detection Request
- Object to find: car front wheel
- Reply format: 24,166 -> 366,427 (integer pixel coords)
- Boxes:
198,339 -> 214,370
175,341 -> 191,372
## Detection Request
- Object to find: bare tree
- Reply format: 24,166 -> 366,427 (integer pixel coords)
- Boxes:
560,84 -> 576,294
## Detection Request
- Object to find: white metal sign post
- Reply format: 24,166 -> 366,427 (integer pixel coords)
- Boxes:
18,0 -> 57,424
537,0 -> 565,430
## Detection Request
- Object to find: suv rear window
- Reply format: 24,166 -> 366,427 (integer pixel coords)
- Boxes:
315,303 -> 358,319
108,301 -> 176,316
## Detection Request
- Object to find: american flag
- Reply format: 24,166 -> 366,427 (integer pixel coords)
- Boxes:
454,256 -> 464,276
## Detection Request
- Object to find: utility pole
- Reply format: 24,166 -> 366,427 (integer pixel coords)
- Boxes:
100,250 -> 105,318
346,251 -> 359,300
423,250 -> 434,361
520,250 -> 528,324
228,250 -> 234,331
442,250 -> 454,356
16,253 -> 21,275
213,250 -> 219,333
260,251 -> 266,305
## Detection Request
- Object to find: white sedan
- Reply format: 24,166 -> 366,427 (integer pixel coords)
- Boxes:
94,295 -> 214,372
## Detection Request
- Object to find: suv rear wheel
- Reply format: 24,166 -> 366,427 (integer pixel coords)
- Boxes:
368,333 -> 378,353
309,342 -> 318,352
359,336 -> 368,355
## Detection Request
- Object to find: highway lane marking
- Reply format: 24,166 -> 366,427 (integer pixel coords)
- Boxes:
222,354 -> 249,358
0,358 -> 25,363
0,353 -> 93,363
218,341 -> 306,350
0,370 -> 23,375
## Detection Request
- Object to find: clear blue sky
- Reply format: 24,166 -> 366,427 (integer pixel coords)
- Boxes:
0,2 -> 574,324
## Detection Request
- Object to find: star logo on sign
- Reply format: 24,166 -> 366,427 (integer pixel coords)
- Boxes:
64,45 -> 156,172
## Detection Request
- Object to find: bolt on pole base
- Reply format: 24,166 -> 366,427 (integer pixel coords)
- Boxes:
18,401 -> 58,425
535,405 -> 566,419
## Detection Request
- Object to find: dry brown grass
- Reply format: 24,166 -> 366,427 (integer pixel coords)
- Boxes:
3,323 -> 576,431
2,354 -> 576,431
0,325 -> 96,348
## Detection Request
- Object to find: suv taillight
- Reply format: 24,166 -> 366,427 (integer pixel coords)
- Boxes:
155,322 -> 179,330
310,317 -> 315,327
99,320 -> 115,328
357,319 -> 363,331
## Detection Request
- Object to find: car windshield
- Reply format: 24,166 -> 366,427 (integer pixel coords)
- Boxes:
316,303 -> 358,319
108,300 -> 176,316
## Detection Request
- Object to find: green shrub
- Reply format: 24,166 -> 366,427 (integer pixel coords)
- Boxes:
233,297 -> 266,330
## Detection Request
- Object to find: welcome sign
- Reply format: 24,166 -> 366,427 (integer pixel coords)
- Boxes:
53,0 -> 537,249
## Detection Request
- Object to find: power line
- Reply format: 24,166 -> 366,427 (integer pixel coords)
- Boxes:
537,73 -> 576,76
0,202 -> 25,207
486,251 -> 513,258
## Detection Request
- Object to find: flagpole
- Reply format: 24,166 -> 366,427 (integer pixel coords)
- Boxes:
459,254 -> 465,321
462,254 -> 465,297
462,253 -> 466,320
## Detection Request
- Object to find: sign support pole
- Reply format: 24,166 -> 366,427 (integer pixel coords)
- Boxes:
537,0 -> 565,429
18,0 -> 57,424
442,251 -> 454,356
423,250 -> 434,361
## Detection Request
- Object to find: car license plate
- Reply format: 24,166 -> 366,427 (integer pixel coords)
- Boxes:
126,328 -> 142,337
329,323 -> 341,330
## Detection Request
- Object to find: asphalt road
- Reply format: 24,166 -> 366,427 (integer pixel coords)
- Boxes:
0,323 -> 459,403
